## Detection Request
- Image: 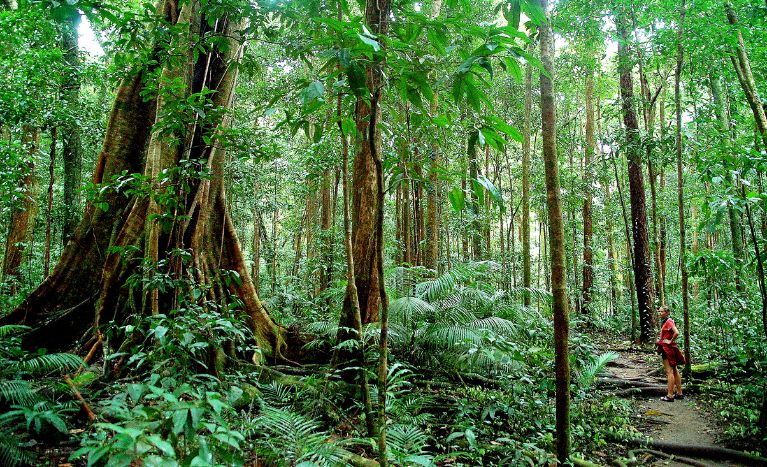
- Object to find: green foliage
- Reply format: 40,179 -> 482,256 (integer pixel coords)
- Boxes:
0,325 -> 83,466
73,375 -> 248,467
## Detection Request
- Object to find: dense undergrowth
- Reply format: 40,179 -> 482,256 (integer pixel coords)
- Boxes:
0,261 -> 654,466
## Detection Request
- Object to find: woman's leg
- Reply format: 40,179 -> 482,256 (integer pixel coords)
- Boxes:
662,358 -> 675,397
673,366 -> 683,395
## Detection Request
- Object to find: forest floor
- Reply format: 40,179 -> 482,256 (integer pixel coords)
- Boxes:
604,346 -> 742,466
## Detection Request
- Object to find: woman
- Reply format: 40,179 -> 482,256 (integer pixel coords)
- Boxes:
656,306 -> 685,402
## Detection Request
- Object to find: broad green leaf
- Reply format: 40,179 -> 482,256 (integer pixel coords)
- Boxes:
449,187 -> 465,212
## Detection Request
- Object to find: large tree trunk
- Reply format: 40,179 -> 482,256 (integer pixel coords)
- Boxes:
616,7 -> 656,344
522,58 -> 532,306
338,0 -> 392,330
3,127 -> 38,295
318,167 -> 333,296
582,71 -> 595,315
424,0 -> 443,272
44,127 -> 57,277
710,73 -> 745,293
675,0 -> 691,372
2,2 -> 284,359
61,9 -> 82,245
539,0 -> 570,461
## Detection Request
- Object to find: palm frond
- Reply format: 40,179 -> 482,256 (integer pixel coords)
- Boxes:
472,316 -> 516,335
389,297 -> 435,326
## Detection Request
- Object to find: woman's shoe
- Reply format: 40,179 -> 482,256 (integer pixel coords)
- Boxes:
675,393 -> 684,400
660,395 -> 675,402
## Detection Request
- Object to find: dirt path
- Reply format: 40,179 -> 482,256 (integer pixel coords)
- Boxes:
604,349 -> 741,467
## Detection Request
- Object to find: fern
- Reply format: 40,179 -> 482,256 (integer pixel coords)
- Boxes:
0,436 -> 36,467
0,380 -> 39,406
0,325 -> 29,338
253,406 -> 346,466
387,424 -> 435,467
578,352 -> 619,389
12,353 -> 83,374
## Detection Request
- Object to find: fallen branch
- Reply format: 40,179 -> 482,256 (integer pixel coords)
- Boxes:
614,386 -> 668,397
64,374 -> 97,422
75,337 -> 103,376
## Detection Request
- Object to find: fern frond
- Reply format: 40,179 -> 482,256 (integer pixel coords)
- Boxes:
0,380 -> 40,406
0,436 -> 35,467
578,352 -> 619,389
259,382 -> 294,406
305,320 -> 338,338
387,424 -> 434,466
0,325 -> 30,338
255,406 -> 344,466
13,353 -> 83,374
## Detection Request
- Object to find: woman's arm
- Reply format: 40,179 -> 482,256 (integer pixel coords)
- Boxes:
666,324 -> 680,344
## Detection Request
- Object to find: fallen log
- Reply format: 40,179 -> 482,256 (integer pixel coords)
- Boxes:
614,435 -> 767,466
628,448 -> 706,467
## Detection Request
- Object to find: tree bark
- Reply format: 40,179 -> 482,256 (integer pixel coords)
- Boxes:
539,0 -> 571,460
3,127 -> 38,295
582,71 -> 595,315
44,127 -> 57,277
424,0 -> 443,271
339,0 -> 392,331
726,3 -> 767,147
616,7 -> 656,344
2,3 -> 285,359
522,58 -> 532,306
710,73 -> 745,294
675,0 -> 691,373
467,131 -> 482,260
61,9 -> 83,246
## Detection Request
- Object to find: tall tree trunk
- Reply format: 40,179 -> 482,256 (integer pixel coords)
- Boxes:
468,131 -> 483,260
710,73 -> 745,293
339,0 -> 391,332
252,186 -> 261,295
318,167 -> 333,296
484,145 -> 491,257
61,9 -> 83,245
402,155 -> 412,264
603,180 -> 620,314
3,127 -> 38,295
425,0 -> 443,272
2,3 -> 285,358
522,58 -> 532,306
616,7 -> 656,343
726,3 -> 767,147
334,82 -> 376,438
675,0 -> 691,373
44,127 -> 57,277
582,71 -> 595,315
539,0 -> 570,460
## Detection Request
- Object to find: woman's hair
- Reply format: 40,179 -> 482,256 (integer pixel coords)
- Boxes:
658,306 -> 669,313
